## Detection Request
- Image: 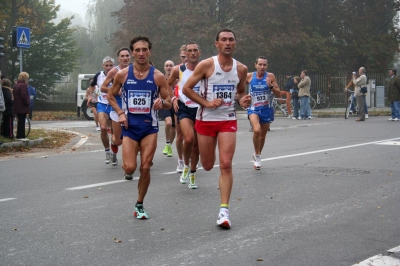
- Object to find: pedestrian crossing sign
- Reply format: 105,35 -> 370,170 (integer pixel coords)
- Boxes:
16,27 -> 30,48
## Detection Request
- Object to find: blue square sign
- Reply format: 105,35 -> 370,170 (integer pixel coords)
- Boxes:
17,27 -> 30,48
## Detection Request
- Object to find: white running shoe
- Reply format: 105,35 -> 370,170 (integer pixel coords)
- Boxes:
180,166 -> 189,184
365,114 -> 369,119
394,118 -> 399,121
388,117 -> 394,121
176,160 -> 184,173
291,117 -> 297,120
287,114 -> 293,118
253,153 -> 261,170
112,153 -> 118,166
188,173 -> 198,189
217,209 -> 231,229
96,126 -> 100,131
105,152 -> 112,164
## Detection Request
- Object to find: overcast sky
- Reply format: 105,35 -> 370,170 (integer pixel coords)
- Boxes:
54,0 -> 90,21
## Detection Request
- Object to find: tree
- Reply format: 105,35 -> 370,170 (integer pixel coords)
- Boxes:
0,0 -> 80,98
109,0 -> 399,75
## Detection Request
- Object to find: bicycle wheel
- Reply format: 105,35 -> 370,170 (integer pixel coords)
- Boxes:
13,116 -> 17,138
25,118 -> 31,138
320,95 -> 330,109
13,116 -> 31,138
310,97 -> 316,109
345,99 -> 351,119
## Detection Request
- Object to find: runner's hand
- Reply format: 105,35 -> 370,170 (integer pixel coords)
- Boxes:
206,98 -> 223,109
239,95 -> 252,108
173,98 -> 179,112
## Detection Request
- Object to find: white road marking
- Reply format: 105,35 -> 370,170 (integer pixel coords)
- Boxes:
375,141 -> 399,146
352,254 -> 400,266
0,198 -> 16,202
249,137 -> 400,162
66,178 -> 139,190
388,245 -> 400,253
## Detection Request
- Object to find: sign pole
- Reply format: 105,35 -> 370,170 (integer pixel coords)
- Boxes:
20,48 -> 22,73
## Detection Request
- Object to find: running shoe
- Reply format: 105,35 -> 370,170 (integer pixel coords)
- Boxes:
112,153 -> 118,166
176,160 -> 184,173
111,142 -> 118,154
188,173 -> 198,189
167,145 -> 173,157
96,126 -> 100,131
162,144 -> 169,155
394,118 -> 399,121
217,209 -> 231,229
180,166 -> 189,184
365,114 -> 369,119
287,114 -> 293,118
388,117 -> 394,121
134,204 -> 149,219
105,152 -> 112,164
124,174 -> 133,180
253,153 -> 261,170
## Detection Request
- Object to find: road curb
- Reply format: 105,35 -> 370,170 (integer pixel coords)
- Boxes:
0,137 -> 45,149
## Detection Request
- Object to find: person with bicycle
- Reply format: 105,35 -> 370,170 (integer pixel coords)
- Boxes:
246,56 -> 280,170
298,70 -> 312,119
352,67 -> 367,121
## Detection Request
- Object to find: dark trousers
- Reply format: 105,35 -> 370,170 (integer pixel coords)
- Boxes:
29,106 -> 34,120
16,113 -> 27,138
2,115 -> 14,138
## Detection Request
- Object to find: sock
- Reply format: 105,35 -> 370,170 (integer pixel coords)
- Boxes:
105,148 -> 110,153
136,201 -> 143,206
166,141 -> 170,145
220,204 -> 229,210
184,164 -> 189,169
190,170 -> 196,173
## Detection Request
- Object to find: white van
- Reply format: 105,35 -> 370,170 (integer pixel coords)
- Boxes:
76,74 -> 95,120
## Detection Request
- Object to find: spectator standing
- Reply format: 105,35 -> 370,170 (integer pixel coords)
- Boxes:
291,76 -> 300,119
27,81 -> 37,120
0,79 -> 4,144
281,72 -> 294,118
2,79 -> 14,138
388,68 -> 400,121
298,70 -> 312,119
13,72 -> 30,139
352,67 -> 367,121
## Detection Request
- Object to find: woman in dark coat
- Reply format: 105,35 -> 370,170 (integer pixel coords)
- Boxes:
1,79 -> 14,138
13,72 -> 30,139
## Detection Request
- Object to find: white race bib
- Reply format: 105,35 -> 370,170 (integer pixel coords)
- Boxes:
127,90 -> 151,114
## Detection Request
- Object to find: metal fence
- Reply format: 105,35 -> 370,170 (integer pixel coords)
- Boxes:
276,73 -> 389,107
36,73 -> 389,111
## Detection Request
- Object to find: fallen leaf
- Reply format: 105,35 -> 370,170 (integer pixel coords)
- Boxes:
71,147 -> 76,151
160,228 -> 164,230
238,198 -> 242,201
256,258 -> 264,261
115,240 -> 121,243
377,206 -> 381,209
113,237 -> 117,240
13,228 -> 17,231
84,196 -> 88,198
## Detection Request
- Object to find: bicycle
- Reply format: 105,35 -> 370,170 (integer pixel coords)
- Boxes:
13,115 -> 31,138
271,96 -> 288,116
345,89 -> 358,119
316,91 -> 330,109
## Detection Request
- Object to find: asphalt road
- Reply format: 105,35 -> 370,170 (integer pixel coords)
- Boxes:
1,114 -> 399,266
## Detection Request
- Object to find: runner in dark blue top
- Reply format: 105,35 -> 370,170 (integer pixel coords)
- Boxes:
108,36 -> 172,220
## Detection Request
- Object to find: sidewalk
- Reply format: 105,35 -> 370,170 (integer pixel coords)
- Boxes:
237,107 -> 391,118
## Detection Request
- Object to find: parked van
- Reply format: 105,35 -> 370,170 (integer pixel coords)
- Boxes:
76,74 -> 95,120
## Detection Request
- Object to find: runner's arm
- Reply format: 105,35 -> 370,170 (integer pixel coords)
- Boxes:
155,70 -> 172,110
102,68 -> 117,93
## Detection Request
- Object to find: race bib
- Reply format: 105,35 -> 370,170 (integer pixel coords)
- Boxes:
127,90 -> 151,114
213,84 -> 234,108
252,91 -> 270,107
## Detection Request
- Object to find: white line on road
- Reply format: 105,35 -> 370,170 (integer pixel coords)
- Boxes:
66,178 -> 139,190
250,137 -> 400,162
0,198 -> 16,202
